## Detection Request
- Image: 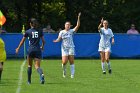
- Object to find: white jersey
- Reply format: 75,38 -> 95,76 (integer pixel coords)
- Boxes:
99,27 -> 114,48
59,29 -> 75,48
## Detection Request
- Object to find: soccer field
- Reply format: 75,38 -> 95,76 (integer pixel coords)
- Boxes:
0,59 -> 140,93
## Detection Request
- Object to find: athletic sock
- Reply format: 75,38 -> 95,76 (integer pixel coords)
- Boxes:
37,68 -> 43,76
70,64 -> 75,76
107,62 -> 111,70
62,64 -> 66,75
27,67 -> 32,82
101,62 -> 105,72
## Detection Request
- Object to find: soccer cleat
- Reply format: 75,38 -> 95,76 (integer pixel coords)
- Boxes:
103,71 -> 106,74
71,75 -> 74,78
63,74 -> 66,78
62,71 -> 66,78
109,69 -> 112,74
40,74 -> 45,84
27,81 -> 31,84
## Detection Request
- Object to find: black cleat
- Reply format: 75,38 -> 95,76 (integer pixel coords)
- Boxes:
103,71 -> 106,74
109,69 -> 112,74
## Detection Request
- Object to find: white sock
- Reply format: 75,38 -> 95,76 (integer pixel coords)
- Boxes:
101,62 -> 105,72
62,64 -> 66,75
70,64 -> 75,76
107,62 -> 111,70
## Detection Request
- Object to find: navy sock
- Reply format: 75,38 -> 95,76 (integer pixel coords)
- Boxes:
27,67 -> 32,82
37,68 -> 43,76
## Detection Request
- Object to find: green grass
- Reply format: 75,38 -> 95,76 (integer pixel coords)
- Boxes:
0,59 -> 140,93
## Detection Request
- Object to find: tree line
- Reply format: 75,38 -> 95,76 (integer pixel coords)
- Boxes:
0,0 -> 140,33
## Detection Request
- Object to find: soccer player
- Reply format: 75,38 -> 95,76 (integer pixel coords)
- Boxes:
16,18 -> 45,84
0,38 -> 6,81
98,18 -> 114,74
53,12 -> 81,78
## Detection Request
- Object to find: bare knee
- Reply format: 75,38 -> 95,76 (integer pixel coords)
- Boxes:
62,56 -> 68,65
35,65 -> 39,69
100,52 -> 105,62
101,57 -> 105,62
34,58 -> 41,69
68,55 -> 74,65
105,57 -> 109,62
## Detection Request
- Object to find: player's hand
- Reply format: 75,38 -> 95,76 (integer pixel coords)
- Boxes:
78,12 -> 81,17
53,40 -> 57,43
40,46 -> 44,51
101,17 -> 104,24
15,48 -> 19,54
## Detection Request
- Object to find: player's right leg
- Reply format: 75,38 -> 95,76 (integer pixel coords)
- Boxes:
27,56 -> 33,84
62,56 -> 68,78
100,52 -> 106,74
61,48 -> 68,78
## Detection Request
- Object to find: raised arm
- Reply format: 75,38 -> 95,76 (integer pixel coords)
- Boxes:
98,17 -> 104,32
40,36 -> 45,50
15,37 -> 26,54
73,12 -> 81,32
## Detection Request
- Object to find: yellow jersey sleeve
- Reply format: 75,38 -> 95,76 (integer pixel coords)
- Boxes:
0,38 -> 6,62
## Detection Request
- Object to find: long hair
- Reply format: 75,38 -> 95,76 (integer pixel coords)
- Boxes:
30,18 -> 39,29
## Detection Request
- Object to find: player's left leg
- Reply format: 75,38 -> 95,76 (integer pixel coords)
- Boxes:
68,47 -> 75,78
0,62 -> 3,81
105,51 -> 112,74
69,55 -> 75,78
34,58 -> 45,84
27,56 -> 33,84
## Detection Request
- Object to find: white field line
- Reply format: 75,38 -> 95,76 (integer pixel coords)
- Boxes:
16,60 -> 26,93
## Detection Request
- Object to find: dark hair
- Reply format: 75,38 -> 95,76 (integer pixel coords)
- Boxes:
65,21 -> 71,24
30,18 -> 39,29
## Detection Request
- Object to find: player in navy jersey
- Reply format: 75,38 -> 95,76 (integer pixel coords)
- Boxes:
16,18 -> 45,84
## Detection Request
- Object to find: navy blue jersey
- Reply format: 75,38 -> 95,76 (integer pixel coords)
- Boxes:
24,28 -> 43,52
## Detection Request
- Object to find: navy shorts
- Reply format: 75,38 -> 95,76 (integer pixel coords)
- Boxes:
27,50 -> 42,59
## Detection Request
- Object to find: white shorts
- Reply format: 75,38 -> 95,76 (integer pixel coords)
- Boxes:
62,47 -> 75,56
98,46 -> 111,52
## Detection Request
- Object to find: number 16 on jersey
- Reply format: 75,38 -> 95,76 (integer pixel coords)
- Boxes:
32,32 -> 38,38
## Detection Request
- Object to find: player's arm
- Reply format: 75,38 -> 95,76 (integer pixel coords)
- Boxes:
73,12 -> 81,32
98,17 -> 104,33
112,37 -> 115,45
16,37 -> 26,54
40,36 -> 45,50
53,36 -> 61,42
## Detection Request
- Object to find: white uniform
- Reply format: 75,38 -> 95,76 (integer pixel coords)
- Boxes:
98,27 -> 114,52
59,29 -> 75,56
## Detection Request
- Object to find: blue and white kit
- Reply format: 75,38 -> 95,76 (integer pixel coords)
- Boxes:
98,27 -> 114,52
59,29 -> 75,56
